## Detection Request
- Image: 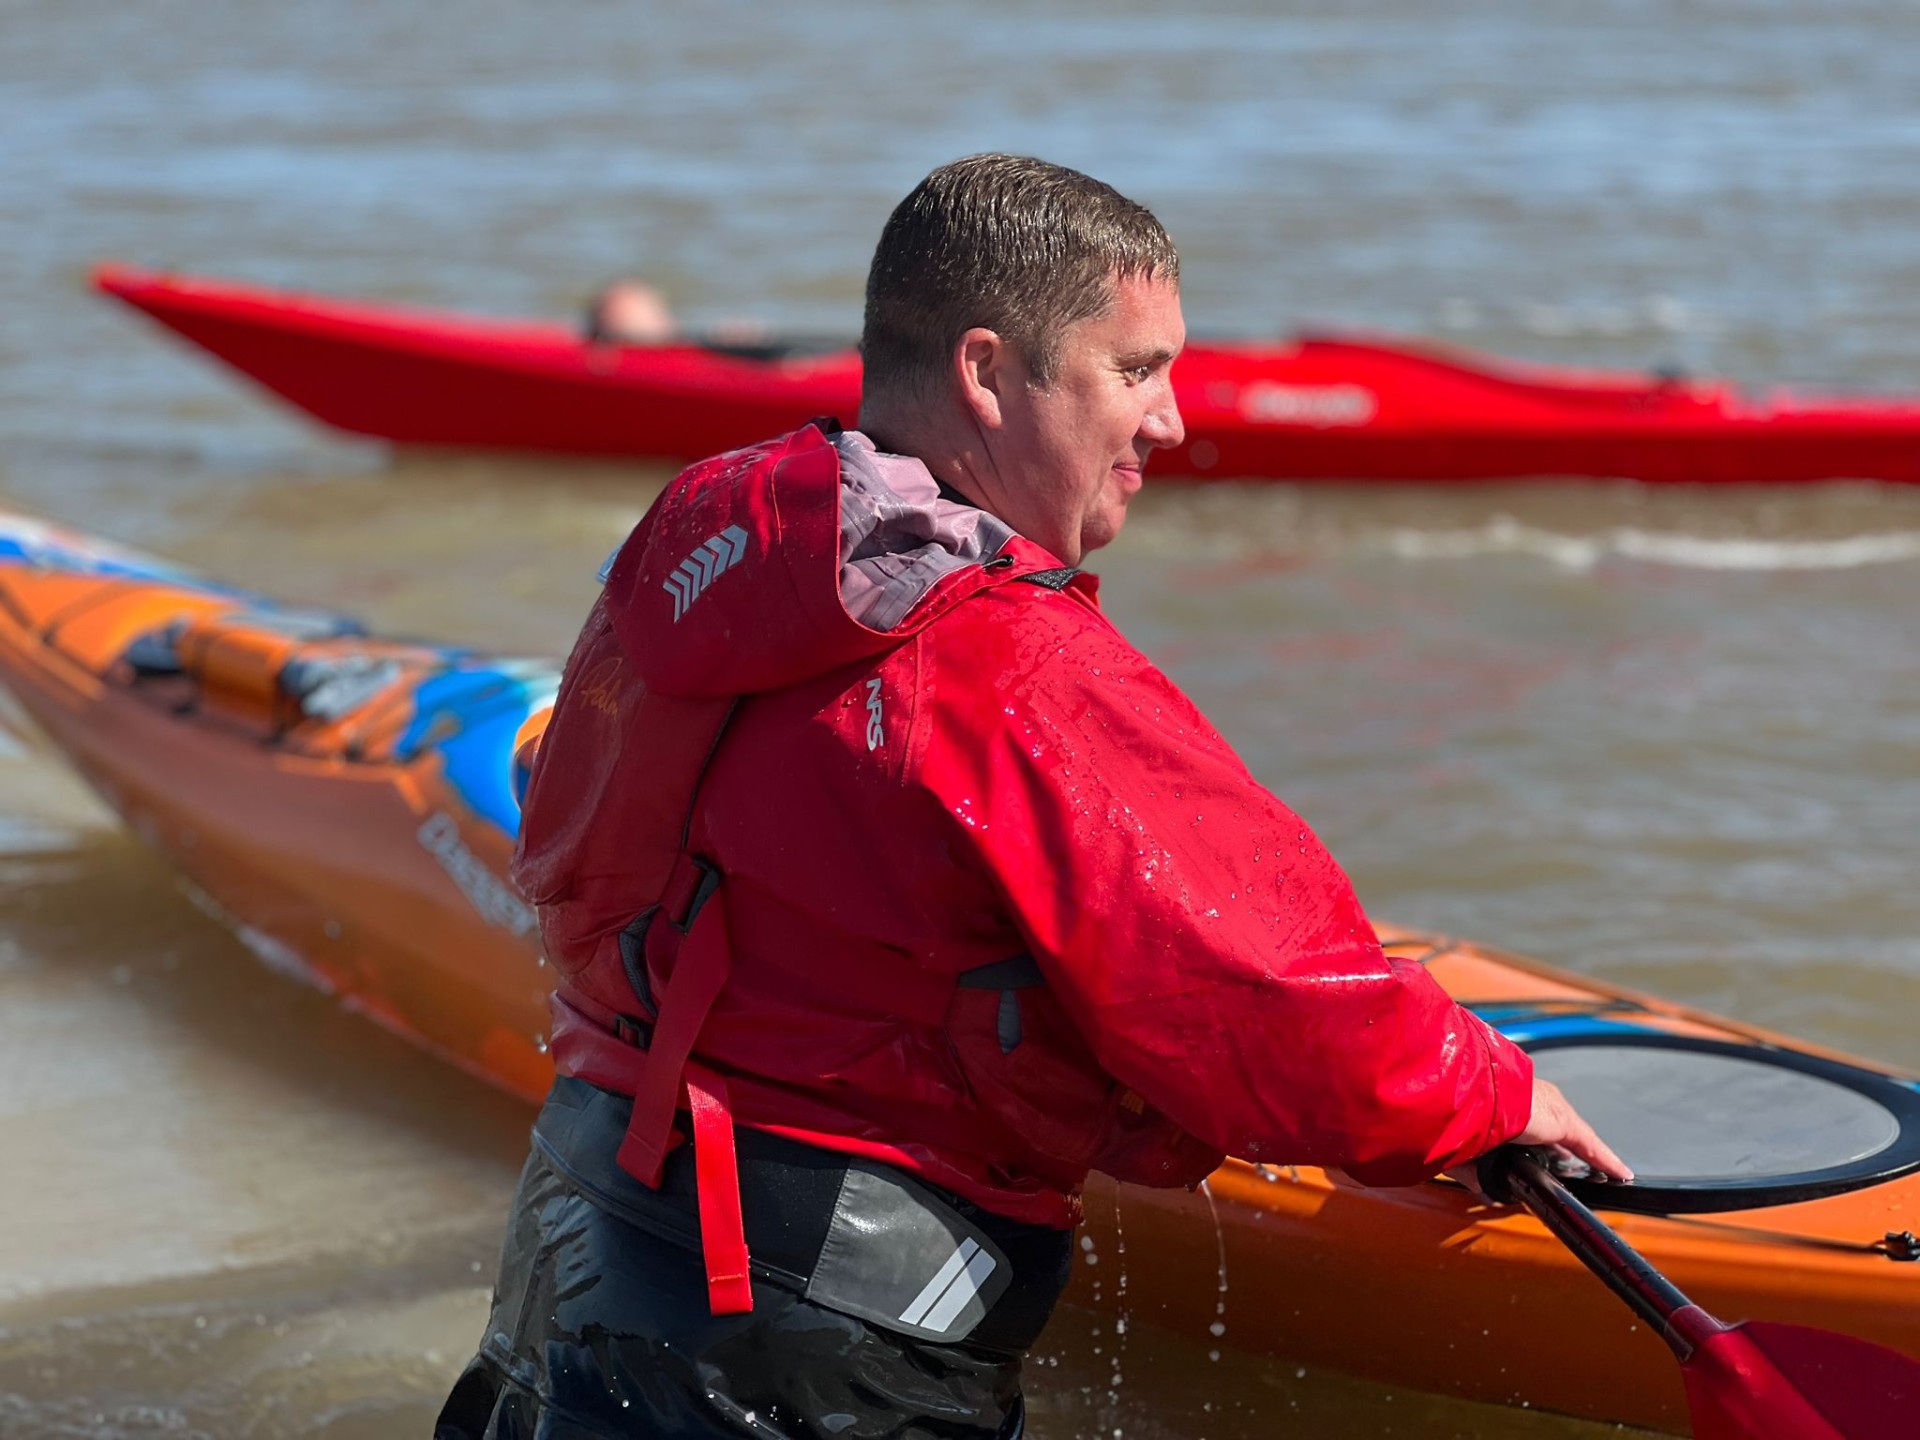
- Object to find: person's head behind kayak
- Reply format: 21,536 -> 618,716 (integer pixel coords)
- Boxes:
858,153 -> 1187,567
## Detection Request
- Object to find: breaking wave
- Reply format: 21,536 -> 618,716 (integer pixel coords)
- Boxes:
1368,516 -> 1920,571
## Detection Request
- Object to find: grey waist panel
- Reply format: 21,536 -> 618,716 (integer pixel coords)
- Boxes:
807,1163 -> 1013,1345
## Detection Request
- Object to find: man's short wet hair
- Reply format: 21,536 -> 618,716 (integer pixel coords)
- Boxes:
861,154 -> 1179,401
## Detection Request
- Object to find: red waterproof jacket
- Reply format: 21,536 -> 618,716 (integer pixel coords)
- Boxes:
515,423 -> 1533,1259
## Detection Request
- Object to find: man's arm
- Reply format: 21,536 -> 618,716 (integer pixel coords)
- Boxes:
924,614 -> 1616,1185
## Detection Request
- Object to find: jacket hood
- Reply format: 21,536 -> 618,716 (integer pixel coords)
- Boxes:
604,424 -> 1042,698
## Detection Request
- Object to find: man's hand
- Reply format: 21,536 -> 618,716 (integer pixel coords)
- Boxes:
1516,1076 -> 1634,1184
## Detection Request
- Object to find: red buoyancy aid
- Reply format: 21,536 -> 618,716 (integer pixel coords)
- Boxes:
513,423 -> 1199,1313
516,423 -> 1534,1316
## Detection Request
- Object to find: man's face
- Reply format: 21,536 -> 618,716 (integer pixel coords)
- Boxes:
991,275 -> 1186,564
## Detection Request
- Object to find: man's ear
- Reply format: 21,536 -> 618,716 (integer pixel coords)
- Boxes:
953,327 -> 1017,430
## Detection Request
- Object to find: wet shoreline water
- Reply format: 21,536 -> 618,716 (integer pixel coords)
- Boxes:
6,3 -> 1920,1435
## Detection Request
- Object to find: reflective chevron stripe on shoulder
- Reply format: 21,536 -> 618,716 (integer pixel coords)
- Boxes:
663,524 -> 750,621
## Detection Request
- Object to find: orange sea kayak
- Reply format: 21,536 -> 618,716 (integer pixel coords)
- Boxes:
95,263 -> 1920,485
0,509 -> 1915,1434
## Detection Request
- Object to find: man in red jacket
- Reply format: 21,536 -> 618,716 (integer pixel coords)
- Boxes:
438,154 -> 1626,1440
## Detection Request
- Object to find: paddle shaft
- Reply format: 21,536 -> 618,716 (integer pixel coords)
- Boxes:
1491,1147 -> 1708,1359
1491,1143 -> 1920,1440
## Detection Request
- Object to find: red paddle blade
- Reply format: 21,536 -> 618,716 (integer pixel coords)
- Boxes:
1680,1313 -> 1920,1440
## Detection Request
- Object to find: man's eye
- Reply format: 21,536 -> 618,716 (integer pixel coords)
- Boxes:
1126,364 -> 1153,383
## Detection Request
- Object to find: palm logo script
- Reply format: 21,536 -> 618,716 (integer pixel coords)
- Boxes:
663,524 -> 749,622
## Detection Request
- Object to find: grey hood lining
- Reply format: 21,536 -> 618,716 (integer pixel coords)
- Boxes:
834,431 -> 1016,633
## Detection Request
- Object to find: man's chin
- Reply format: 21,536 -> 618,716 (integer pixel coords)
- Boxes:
1080,513 -> 1127,557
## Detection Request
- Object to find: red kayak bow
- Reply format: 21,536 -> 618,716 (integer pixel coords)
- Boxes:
93,263 -> 1920,483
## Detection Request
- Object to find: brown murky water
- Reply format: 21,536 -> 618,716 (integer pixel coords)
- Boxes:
5,2 -> 1920,1435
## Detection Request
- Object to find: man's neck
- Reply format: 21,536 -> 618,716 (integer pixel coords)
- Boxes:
856,405 -> 987,510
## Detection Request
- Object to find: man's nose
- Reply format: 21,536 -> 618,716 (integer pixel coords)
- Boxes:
1141,381 -> 1185,451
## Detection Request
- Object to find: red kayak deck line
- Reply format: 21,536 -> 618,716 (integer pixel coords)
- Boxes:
94,263 -> 1920,484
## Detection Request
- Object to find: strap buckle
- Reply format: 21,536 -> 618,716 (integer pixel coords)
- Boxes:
613,1014 -> 653,1048
672,855 -> 722,933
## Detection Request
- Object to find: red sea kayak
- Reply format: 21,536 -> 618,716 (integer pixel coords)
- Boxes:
96,263 -> 1920,484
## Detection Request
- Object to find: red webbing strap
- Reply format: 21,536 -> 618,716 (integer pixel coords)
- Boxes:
686,1060 -> 753,1314
616,889 -> 732,1187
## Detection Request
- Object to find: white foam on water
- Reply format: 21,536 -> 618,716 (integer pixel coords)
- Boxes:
1368,516 -> 1920,572
1606,527 -> 1920,570
1374,516 -> 1603,569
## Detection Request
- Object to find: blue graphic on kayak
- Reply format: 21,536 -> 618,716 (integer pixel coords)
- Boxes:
0,523 -> 238,594
394,662 -> 557,834
1471,1001 -> 1651,1046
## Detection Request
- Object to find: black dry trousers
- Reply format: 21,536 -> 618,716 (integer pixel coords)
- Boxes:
436,1077 -> 1075,1440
